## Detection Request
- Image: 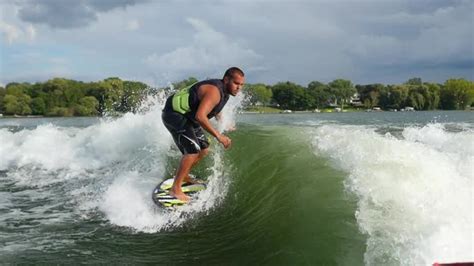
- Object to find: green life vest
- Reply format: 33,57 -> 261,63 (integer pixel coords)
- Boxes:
170,79 -> 229,119
172,82 -> 196,114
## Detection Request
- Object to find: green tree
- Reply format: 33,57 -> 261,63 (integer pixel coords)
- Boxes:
64,84 -> 85,107
328,79 -> 356,110
87,78 -> 124,115
74,96 -> 99,116
42,78 -> 70,112
85,82 -> 107,115
440,79 -> 474,110
102,77 -> 125,114
49,107 -> 73,117
245,83 -> 273,107
31,97 -> 46,115
0,86 -> 5,113
272,81 -> 312,110
379,85 -> 409,110
27,83 -> 43,98
356,84 -> 384,108
403,81 -> 441,110
307,81 -> 330,109
406,77 -> 422,86
118,81 -> 148,113
3,94 -> 32,115
173,77 -> 198,90
416,83 -> 441,110
390,85 -> 409,109
407,90 -> 425,110
6,82 -> 32,94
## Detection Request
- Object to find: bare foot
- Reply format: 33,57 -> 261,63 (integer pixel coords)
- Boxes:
169,187 -> 191,202
183,175 -> 204,184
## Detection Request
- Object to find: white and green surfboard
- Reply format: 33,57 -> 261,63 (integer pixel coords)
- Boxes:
152,177 -> 206,208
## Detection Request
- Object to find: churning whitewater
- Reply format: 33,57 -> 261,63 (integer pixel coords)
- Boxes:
312,123 -> 473,265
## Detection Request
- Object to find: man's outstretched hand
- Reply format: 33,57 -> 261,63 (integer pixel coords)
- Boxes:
217,134 -> 232,149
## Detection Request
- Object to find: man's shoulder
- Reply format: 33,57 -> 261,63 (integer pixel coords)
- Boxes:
196,79 -> 223,88
200,84 -> 221,97
196,79 -> 223,93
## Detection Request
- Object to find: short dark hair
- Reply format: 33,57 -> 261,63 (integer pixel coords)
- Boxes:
223,67 -> 244,79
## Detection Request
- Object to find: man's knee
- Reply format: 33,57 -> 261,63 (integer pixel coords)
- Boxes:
183,153 -> 200,161
200,148 -> 209,157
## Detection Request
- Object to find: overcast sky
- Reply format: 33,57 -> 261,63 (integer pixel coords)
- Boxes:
0,0 -> 472,87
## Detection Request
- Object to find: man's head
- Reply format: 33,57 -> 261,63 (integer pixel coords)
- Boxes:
223,67 -> 245,96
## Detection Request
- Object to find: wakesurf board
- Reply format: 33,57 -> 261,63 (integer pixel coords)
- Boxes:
152,177 -> 206,208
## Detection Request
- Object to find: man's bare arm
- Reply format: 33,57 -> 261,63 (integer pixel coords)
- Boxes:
195,85 -> 231,148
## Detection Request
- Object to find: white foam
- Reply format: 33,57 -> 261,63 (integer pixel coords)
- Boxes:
99,171 -> 167,231
403,123 -> 474,156
96,134 -> 231,233
1,93 -> 171,235
312,124 -> 474,265
217,91 -> 245,133
0,95 -> 171,172
97,90 -> 242,233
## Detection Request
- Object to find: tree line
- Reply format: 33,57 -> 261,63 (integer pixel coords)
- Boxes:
0,77 -> 150,116
0,76 -> 473,116
245,77 -> 474,111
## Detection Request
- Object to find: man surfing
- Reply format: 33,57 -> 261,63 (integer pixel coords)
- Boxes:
161,67 -> 245,202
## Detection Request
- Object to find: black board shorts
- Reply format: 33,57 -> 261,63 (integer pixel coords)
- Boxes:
161,109 -> 210,155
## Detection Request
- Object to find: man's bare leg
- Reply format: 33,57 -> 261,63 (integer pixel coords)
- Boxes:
170,153 -> 199,201
183,148 -> 209,184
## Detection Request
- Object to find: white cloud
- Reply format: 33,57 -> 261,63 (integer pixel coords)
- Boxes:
346,2 -> 473,67
144,17 -> 262,82
26,24 -> 36,40
15,0 -> 149,29
126,19 -> 140,31
0,21 -> 22,44
0,21 -> 37,44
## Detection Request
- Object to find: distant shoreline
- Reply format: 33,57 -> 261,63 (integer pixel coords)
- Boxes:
0,115 -> 96,119
240,107 -> 473,114
1,109 -> 471,119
